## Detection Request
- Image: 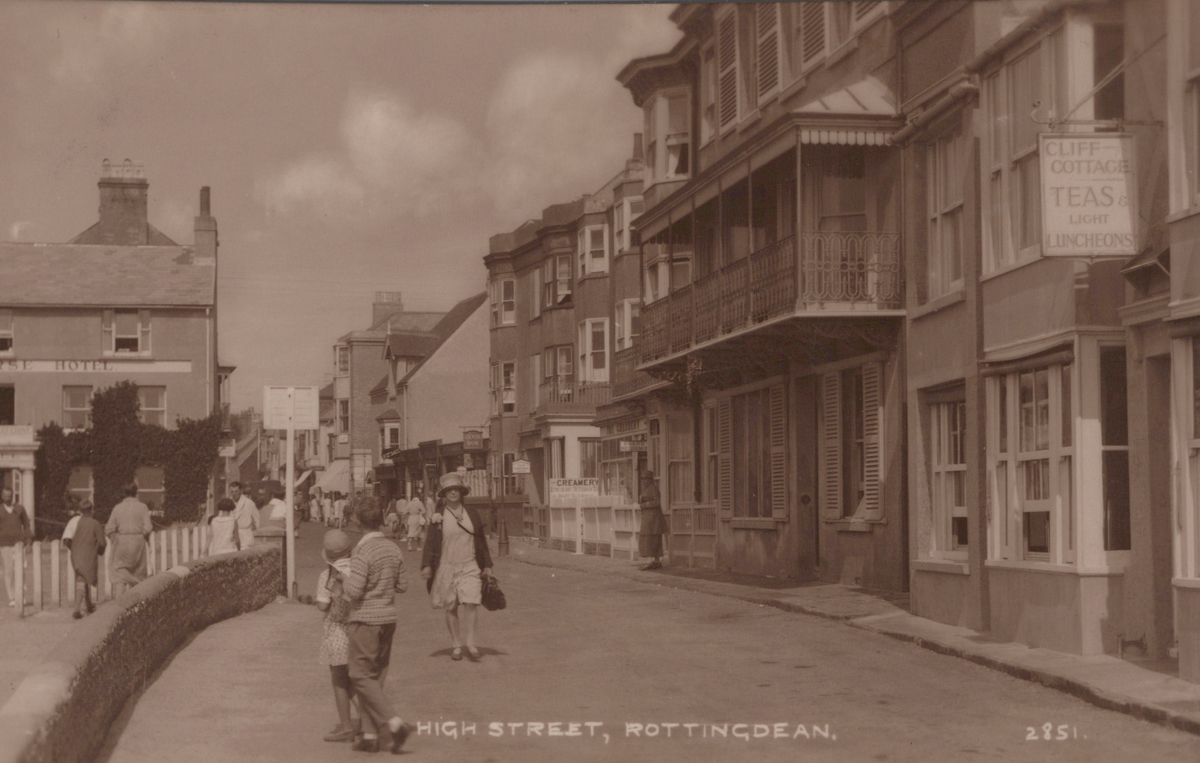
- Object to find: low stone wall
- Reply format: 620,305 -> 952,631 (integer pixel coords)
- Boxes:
0,545 -> 281,763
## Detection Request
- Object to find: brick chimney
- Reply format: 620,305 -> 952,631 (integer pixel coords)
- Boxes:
193,186 -> 217,264
95,158 -> 149,245
372,291 -> 405,327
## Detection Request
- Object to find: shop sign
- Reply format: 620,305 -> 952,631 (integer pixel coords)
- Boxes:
549,478 -> 599,497
619,440 -> 648,452
1039,133 -> 1137,258
462,429 -> 484,451
511,459 -> 531,474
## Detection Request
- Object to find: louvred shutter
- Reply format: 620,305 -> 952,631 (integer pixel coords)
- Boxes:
717,12 -> 739,130
861,361 -> 883,519
769,382 -> 788,520
820,371 -> 842,519
854,1 -> 883,23
757,4 -> 781,99
801,2 -> 827,68
718,396 -> 733,518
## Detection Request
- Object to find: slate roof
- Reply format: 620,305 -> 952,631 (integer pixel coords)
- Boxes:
0,243 -> 214,307
386,332 -> 442,359
397,291 -> 487,386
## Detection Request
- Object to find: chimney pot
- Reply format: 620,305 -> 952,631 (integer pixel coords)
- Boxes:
633,133 -> 644,161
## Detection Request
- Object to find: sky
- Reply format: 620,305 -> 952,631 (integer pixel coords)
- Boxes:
0,0 -> 680,411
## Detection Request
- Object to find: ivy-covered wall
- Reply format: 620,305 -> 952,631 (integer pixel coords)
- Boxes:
35,381 -> 220,534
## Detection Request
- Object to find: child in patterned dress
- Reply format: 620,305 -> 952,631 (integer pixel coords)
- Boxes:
316,529 -> 357,742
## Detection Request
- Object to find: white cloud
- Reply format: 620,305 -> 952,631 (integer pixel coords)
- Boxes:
258,156 -> 365,218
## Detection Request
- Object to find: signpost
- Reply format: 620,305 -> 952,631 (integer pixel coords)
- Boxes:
1039,133 -> 1138,259
263,386 -> 320,598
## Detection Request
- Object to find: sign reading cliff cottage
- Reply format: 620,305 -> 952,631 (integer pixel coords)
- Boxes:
1039,133 -> 1138,258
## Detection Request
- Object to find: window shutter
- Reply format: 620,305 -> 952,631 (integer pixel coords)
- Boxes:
853,1 -> 883,23
138,309 -> 151,353
862,361 -> 884,519
820,371 -> 842,518
717,11 -> 739,130
718,396 -> 733,518
757,4 -> 781,99
769,382 -> 788,520
102,309 -> 115,354
801,2 -> 827,68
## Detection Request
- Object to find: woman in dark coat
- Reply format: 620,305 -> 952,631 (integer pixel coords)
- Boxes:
638,470 -> 665,570
64,500 -> 105,619
421,472 -> 492,662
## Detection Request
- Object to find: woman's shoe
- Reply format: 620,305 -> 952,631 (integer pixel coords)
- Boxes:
351,735 -> 379,752
466,647 -> 481,662
451,647 -> 463,661
324,726 -> 355,743
72,611 -> 83,620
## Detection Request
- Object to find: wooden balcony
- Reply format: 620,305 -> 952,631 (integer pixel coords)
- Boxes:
612,346 -> 669,401
537,379 -> 611,415
639,232 -> 902,367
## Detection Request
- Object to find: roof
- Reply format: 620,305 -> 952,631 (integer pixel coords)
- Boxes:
375,408 -> 401,422
398,291 -> 487,386
370,311 -> 445,332
386,332 -> 442,358
70,221 -> 178,247
795,77 -> 897,117
369,374 -> 389,397
0,243 -> 214,306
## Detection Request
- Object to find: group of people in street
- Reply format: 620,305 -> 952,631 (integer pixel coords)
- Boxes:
383,483 -> 434,552
315,471 -> 494,753
310,488 -> 350,529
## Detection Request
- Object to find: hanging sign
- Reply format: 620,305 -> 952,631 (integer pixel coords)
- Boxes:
1039,133 -> 1138,258
511,459 -> 531,474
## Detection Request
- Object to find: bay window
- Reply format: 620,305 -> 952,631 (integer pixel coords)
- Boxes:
578,225 -> 608,277
614,299 -> 641,351
577,319 -> 608,383
490,278 -> 515,326
644,87 -> 692,186
542,254 -> 572,308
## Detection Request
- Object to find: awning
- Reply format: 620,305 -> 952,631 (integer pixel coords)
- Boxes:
313,459 -> 350,494
373,463 -> 397,481
294,469 -> 313,489
794,76 -> 898,145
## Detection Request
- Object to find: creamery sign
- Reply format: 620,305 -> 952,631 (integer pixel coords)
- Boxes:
1039,133 -> 1138,258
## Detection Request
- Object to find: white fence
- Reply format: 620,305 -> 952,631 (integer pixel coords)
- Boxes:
547,502 -> 643,560
10,524 -> 224,618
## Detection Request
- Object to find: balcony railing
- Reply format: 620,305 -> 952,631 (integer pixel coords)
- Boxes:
537,379 -> 612,411
639,232 -> 901,365
612,347 -> 667,400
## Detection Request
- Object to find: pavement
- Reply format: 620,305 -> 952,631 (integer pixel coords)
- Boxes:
6,521 -> 1200,761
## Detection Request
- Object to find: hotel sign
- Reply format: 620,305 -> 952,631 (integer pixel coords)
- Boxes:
1039,133 -> 1138,258
0,359 -> 193,372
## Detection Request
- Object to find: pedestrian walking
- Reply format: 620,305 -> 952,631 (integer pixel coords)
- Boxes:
63,499 -> 105,619
404,485 -> 428,552
0,486 -> 29,610
322,493 -> 334,528
105,482 -> 153,597
638,469 -> 665,571
332,492 -> 346,529
316,529 -> 359,743
341,499 -> 413,753
421,472 -> 492,663
206,498 -> 240,556
229,481 -> 260,549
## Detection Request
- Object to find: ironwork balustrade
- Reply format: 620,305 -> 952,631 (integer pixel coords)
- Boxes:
537,379 -> 612,408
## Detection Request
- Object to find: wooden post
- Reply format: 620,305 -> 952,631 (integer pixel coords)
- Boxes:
170,527 -> 179,569
66,548 -> 75,604
50,539 -> 60,607
13,543 -> 24,618
31,541 -> 42,612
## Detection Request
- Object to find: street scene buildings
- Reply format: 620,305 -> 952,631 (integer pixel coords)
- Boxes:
7,1 -> 1200,761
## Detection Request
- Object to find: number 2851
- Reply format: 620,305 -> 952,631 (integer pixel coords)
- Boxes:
1027,724 -> 1078,741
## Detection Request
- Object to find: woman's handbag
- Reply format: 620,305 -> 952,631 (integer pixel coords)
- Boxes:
481,573 -> 507,611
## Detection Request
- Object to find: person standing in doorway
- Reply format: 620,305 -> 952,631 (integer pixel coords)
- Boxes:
638,470 -> 665,571
105,482 -> 153,597
0,486 -> 30,610
230,481 -> 260,549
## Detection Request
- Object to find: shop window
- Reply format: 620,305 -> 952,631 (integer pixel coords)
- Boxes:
580,439 -> 600,480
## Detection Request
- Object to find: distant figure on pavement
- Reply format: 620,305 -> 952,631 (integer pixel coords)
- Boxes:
421,472 -> 492,662
316,529 -> 358,743
206,498 -> 240,556
342,499 -> 413,753
638,470 -> 665,571
0,486 -> 30,610
332,492 -> 346,529
63,499 -> 105,619
105,482 -> 153,596
404,485 -> 429,552
383,497 -> 401,539
229,481 -> 260,549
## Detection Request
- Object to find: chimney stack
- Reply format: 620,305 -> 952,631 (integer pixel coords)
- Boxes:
632,133 -> 644,162
372,291 -> 405,328
193,186 -> 217,265
96,159 -> 149,245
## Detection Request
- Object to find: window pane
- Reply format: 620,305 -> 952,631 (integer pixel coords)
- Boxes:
998,376 -> 1008,453
1025,511 -> 1049,554
1061,363 -> 1073,447
1035,368 -> 1049,450
115,311 -> 138,335
1100,348 -> 1128,446
1019,371 -> 1034,451
140,386 -> 165,409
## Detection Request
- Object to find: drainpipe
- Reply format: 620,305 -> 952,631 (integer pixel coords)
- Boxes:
890,79 -> 979,146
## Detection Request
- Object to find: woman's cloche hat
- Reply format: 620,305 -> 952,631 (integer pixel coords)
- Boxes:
437,472 -> 470,498
322,529 -> 353,564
